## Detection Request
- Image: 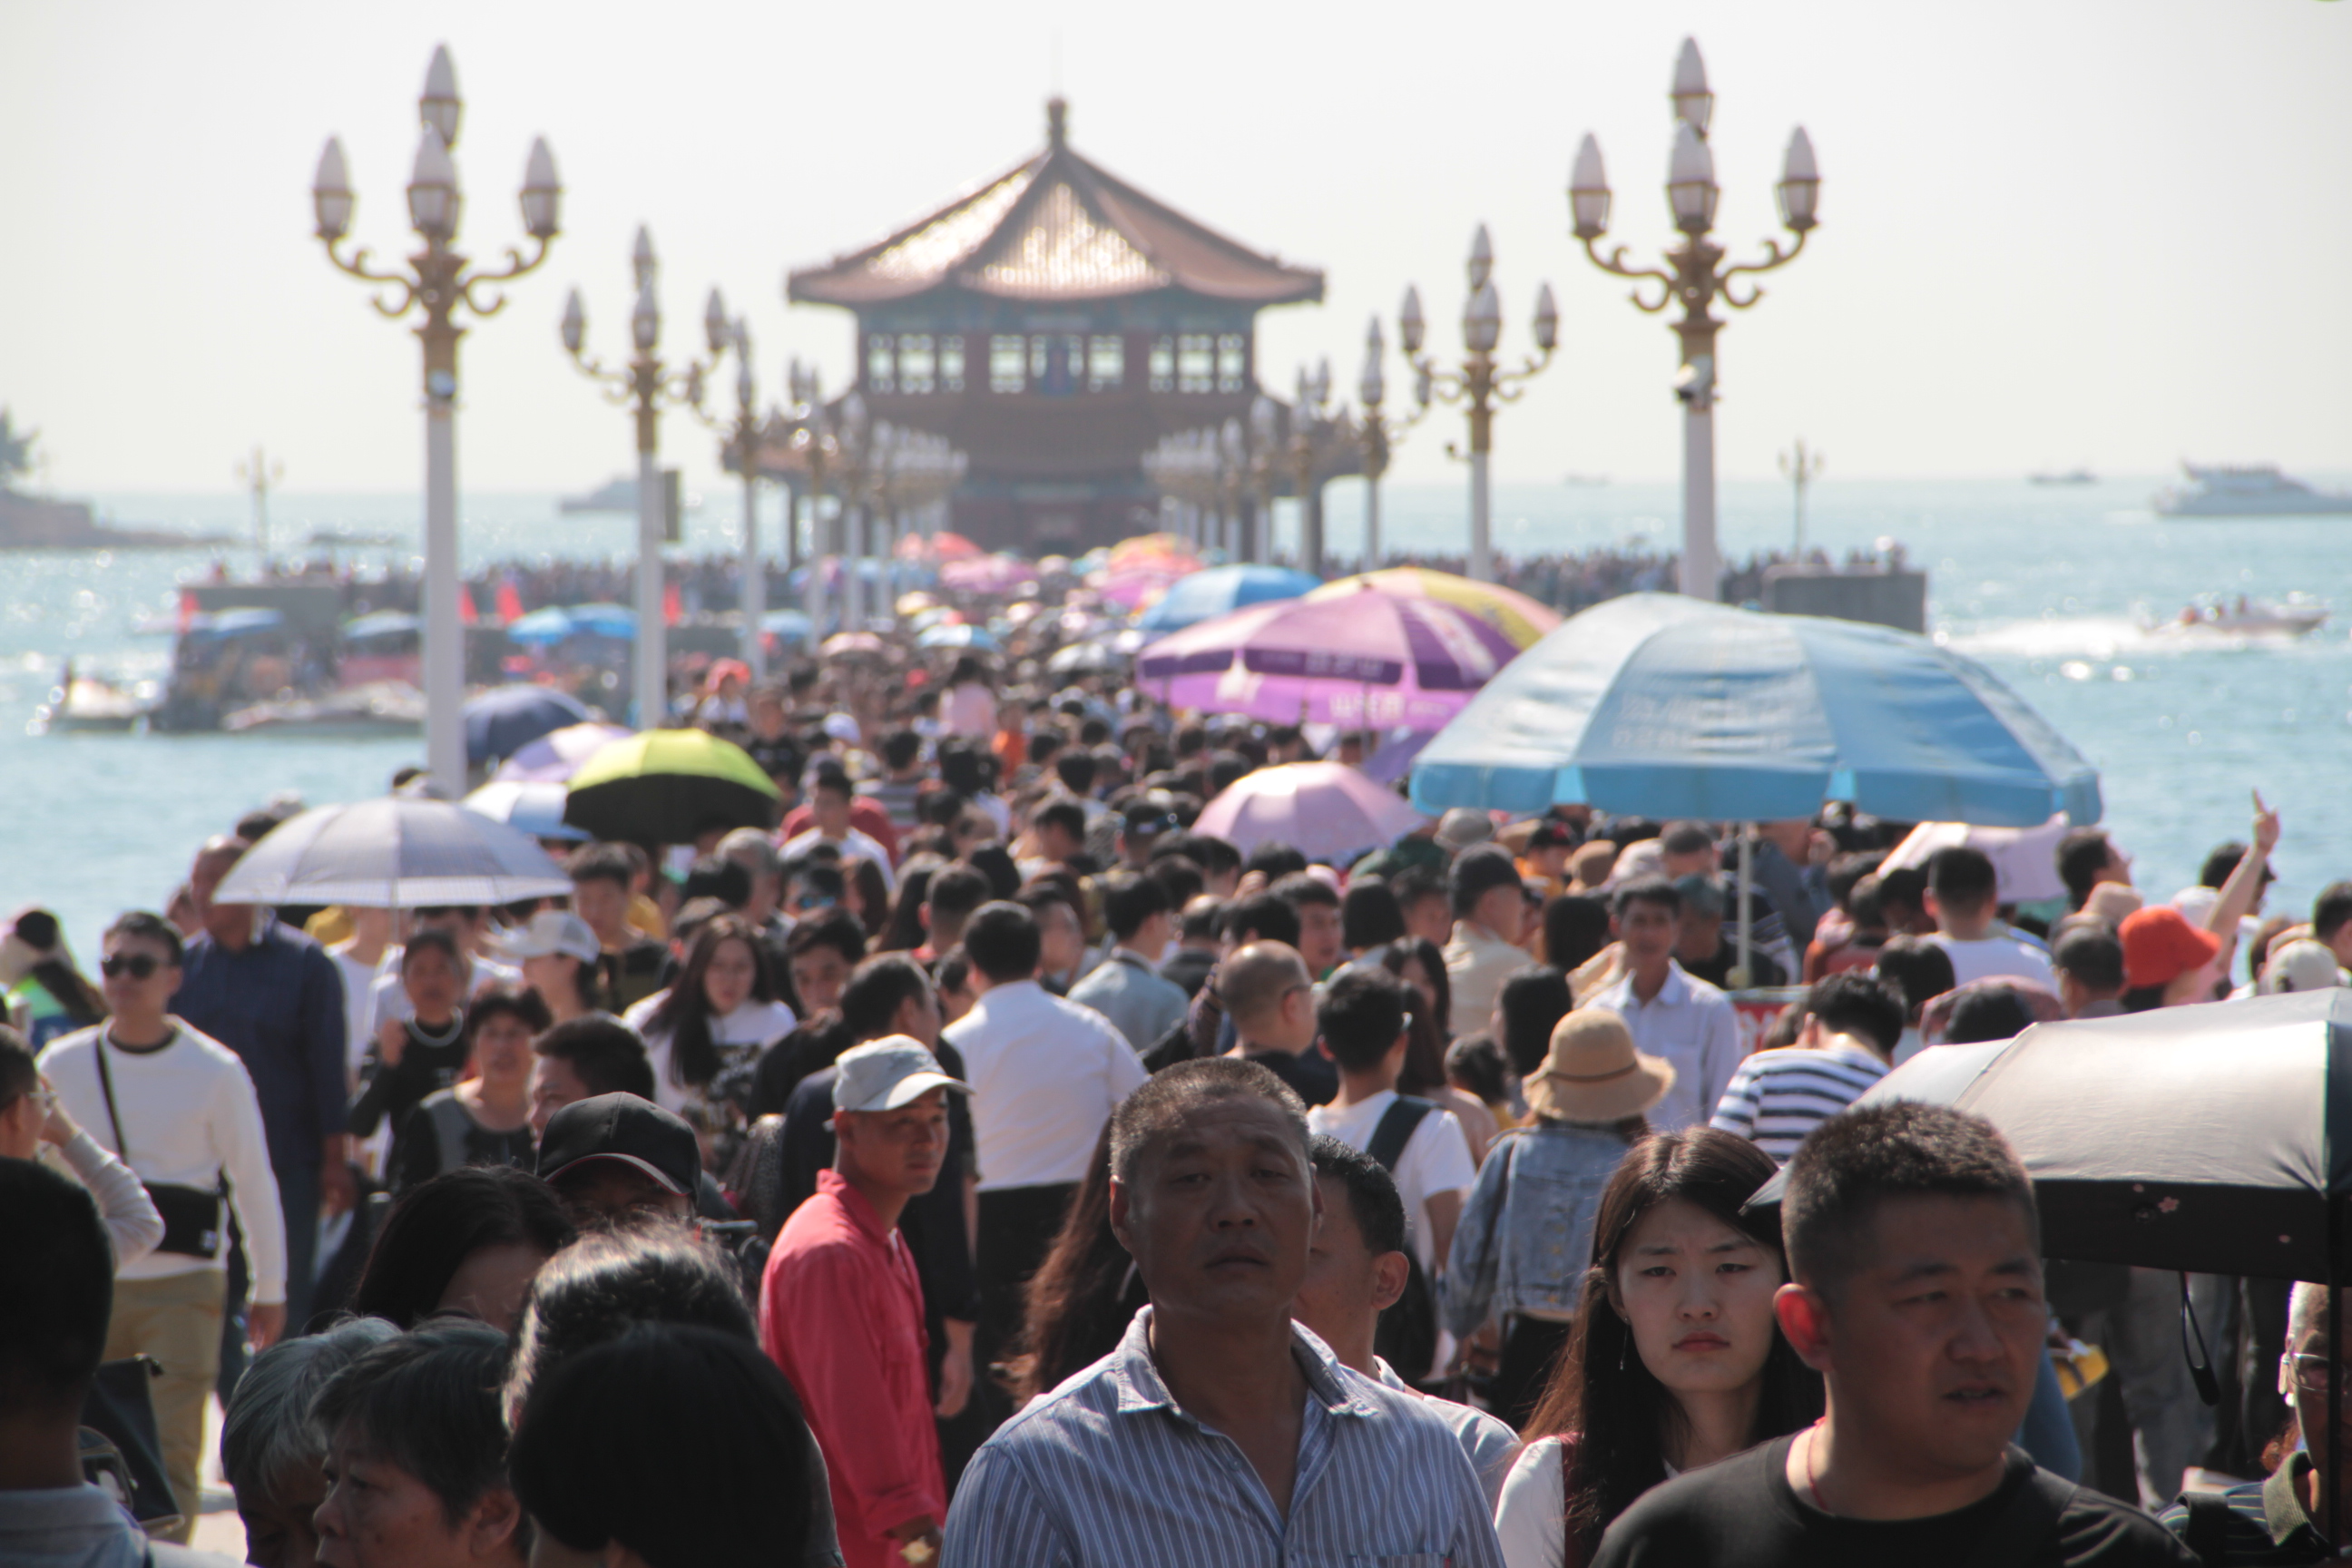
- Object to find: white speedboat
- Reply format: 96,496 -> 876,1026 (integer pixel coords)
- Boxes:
2153,463 -> 2352,517
2155,594 -> 2329,638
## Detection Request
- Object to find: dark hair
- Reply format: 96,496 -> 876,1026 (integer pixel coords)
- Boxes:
0,1158 -> 113,1409
1316,967 -> 1410,1073
1340,879 -> 1407,952
1542,894 -> 1612,973
1053,751 -> 1097,795
1107,1056 -> 1309,1182
350,1165 -> 575,1329
1271,871 -> 1339,913
1802,971 -> 1906,1055
1244,842 -> 1308,883
1926,845 -> 1998,907
925,864 -> 994,925
2053,926 -> 2126,994
1875,864 -> 1929,919
1659,821 -> 1716,859
1155,830 -> 1240,881
463,986 -> 552,1051
1497,965 -> 1575,1077
104,909 -> 185,968
2314,882 -> 2352,944
1611,876 -> 1682,920
1945,985 -> 2038,1044
1219,891 -> 1300,948
644,916 -> 776,1093
785,909 -> 868,971
1374,936 -> 1455,1096
1034,799 -> 1087,846
569,843 -> 636,892
877,853 -> 945,953
1100,872 -> 1171,942
1145,854 -> 1205,915
839,953 -> 935,1043
0,1024 -> 35,1105
1874,936 -> 1955,1023
10,911 -> 104,1030
399,926 -> 462,974
511,1324 -> 813,1568
1782,1101 -> 2035,1298
1824,851 -> 1886,913
1178,895 -> 1224,945
1014,1125 -> 1138,1400
1527,1130 -> 1820,1560
964,900 -> 1043,984
2055,828 -> 2114,909
808,766 -> 853,802
1308,1134 -> 1406,1258
681,855 -> 751,910
881,728 -> 923,770
534,1016 -> 656,1101
1445,1033 -> 1512,1108
1390,866 -> 1446,911
311,1322 -> 517,1534
1449,845 -> 1524,916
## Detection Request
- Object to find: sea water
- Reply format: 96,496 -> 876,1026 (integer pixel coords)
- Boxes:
3,475 -> 2347,959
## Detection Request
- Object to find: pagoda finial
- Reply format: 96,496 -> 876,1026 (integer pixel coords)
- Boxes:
1046,96 -> 1068,151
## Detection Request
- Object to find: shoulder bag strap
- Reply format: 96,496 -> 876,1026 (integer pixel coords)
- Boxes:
92,1032 -> 131,1164
1367,1095 -> 1437,1172
2181,1493 -> 2236,1566
1957,1455 -> 2076,1568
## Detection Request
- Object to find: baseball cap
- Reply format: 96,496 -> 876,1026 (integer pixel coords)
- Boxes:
2117,906 -> 2221,992
833,1036 -> 973,1112
2260,938 -> 2345,995
504,909 -> 600,965
536,1093 -> 701,1196
1120,800 -> 1179,837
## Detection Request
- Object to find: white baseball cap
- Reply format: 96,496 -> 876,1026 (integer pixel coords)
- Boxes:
503,910 -> 600,965
833,1035 -> 971,1112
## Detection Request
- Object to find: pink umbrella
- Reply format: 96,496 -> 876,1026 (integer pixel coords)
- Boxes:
1193,761 -> 1428,862
491,721 -> 632,784
1136,592 -> 1523,729
940,554 -> 1039,593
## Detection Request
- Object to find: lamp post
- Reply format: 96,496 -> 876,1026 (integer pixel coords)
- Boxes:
1570,37 -> 1819,601
698,313 -> 768,680
1248,395 -> 1282,565
1288,363 -> 1331,576
777,363 -> 838,625
1399,226 -> 1558,583
560,229 -> 725,729
1779,437 -> 1826,554
311,44 -> 561,795
1354,317 -> 1430,569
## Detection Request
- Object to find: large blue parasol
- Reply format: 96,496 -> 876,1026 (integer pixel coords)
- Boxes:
1409,593 -> 2101,827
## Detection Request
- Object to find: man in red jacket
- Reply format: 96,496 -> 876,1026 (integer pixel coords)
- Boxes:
760,1036 -> 969,1568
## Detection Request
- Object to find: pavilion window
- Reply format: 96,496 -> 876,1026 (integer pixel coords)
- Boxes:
1217,334 -> 1247,394
940,335 -> 965,392
988,335 -> 1025,393
1031,333 -> 1083,396
1148,337 -> 1175,392
865,334 -> 895,394
1087,336 -> 1124,392
1176,334 -> 1216,394
897,335 -> 936,395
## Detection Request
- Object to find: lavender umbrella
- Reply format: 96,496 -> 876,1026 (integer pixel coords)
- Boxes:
1137,584 -> 1521,730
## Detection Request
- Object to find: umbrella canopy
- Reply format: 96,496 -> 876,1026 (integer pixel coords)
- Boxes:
1047,641 -> 1124,675
491,721 -> 632,784
1192,761 -> 1428,863
760,609 -> 815,644
213,797 -> 575,908
1410,593 -> 2102,826
917,622 -> 998,651
464,684 -> 595,765
940,555 -> 1038,593
1881,816 -> 2072,904
463,779 -> 589,842
1308,567 -> 1563,650
1747,991 -> 2352,1281
188,608 -> 285,638
506,603 -> 638,644
821,632 -> 887,657
1138,592 -> 1521,730
564,728 -> 781,844
342,610 -> 423,642
1135,564 -> 1322,633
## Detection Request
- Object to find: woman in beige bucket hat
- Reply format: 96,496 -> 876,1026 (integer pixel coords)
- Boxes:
1524,1008 -> 1677,1125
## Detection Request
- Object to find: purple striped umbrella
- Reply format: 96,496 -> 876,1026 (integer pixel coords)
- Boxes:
1136,585 -> 1522,729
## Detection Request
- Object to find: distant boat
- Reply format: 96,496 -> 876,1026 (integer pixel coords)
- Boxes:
2152,463 -> 2352,517
308,528 -> 405,548
2152,593 -> 2329,639
2029,469 -> 2096,485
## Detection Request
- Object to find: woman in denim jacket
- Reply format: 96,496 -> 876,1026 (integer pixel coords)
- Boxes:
1445,1008 -> 1661,1426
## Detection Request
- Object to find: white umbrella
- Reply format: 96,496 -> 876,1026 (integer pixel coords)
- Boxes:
215,798 -> 576,909
1192,761 -> 1428,864
1880,814 -> 2071,905
464,779 -> 589,844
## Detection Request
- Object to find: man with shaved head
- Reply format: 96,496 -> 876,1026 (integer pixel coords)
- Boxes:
171,833 -> 352,1348
1219,941 -> 1335,1107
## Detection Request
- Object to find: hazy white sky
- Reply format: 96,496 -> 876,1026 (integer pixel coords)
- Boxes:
5,0 -> 2347,496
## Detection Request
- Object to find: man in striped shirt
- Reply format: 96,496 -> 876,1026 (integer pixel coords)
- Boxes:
1708,972 -> 1908,1163
942,1057 -> 1504,1568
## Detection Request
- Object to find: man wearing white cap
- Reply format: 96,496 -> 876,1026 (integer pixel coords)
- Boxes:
760,1037 -> 969,1568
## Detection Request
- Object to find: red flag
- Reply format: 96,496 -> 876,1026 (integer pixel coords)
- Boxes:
177,591 -> 196,632
495,580 -> 525,623
663,583 -> 681,627
458,586 -> 478,625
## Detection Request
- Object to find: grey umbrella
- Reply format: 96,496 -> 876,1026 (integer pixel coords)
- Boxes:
212,797 -> 576,909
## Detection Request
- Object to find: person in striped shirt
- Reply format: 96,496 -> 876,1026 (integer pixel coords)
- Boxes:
1708,972 -> 1908,1163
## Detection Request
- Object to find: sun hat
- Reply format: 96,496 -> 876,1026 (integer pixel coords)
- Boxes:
1524,1007 -> 1677,1123
2259,938 -> 2345,995
1569,841 -> 1619,888
832,1035 -> 973,1112
1435,808 -> 1494,853
503,909 -> 600,965
2118,906 -> 2221,991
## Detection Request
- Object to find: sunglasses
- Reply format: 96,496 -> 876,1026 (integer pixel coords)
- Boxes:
101,954 -> 166,980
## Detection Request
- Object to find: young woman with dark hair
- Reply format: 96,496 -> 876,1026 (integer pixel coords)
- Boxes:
878,854 -> 946,953
1011,1125 -> 1148,1405
388,988 -> 549,1195
349,927 -> 469,1142
1340,878 -> 1408,956
1491,1126 -> 1821,1568
1371,936 -> 1497,1161
841,853 -> 895,943
2,907 -> 107,1049
623,915 -> 796,1123
349,1164 -> 574,1331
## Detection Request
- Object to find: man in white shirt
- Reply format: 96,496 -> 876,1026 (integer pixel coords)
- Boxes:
1585,879 -> 1746,1134
39,912 -> 286,1545
1443,847 -> 1534,1041
782,768 -> 897,892
1924,846 -> 2054,988
942,901 -> 1147,1375
1306,968 -> 1475,1279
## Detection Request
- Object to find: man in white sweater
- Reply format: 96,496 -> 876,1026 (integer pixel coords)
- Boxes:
39,911 -> 285,1544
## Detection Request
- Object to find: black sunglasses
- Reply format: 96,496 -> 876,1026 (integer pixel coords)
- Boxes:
101,954 -> 165,980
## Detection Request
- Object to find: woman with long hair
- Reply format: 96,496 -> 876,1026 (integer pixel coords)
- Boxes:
1492,1125 -> 1821,1568
3,908 -> 106,1049
1374,936 -> 1496,1162
840,853 -> 895,943
1012,1124 -> 1148,1404
622,916 -> 795,1122
878,854 -> 946,953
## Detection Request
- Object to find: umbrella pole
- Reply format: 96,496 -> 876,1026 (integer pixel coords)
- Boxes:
1735,822 -> 1756,990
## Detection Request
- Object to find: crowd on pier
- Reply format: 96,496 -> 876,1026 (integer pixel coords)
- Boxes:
8,578 -> 2352,1568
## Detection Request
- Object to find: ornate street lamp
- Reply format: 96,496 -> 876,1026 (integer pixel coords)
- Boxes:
1571,37 -> 1819,601
559,229 -> 725,726
312,44 -> 560,793
1399,226 -> 1557,583
1355,317 -> 1430,568
693,311 -> 769,679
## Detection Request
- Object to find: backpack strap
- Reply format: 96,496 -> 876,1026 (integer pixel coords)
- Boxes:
1957,1454 -> 2075,1568
1367,1095 -> 1438,1172
2180,1493 -> 2237,1567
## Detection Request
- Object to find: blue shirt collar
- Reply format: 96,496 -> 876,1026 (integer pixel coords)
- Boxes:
1105,1305 -> 1376,1421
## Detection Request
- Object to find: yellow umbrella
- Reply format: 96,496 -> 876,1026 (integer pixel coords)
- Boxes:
1307,566 -> 1562,650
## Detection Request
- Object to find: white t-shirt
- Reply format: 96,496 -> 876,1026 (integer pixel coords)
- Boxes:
1494,1436 -> 1683,1568
621,992 -> 798,1118
328,946 -> 383,1083
1929,931 -> 2055,989
1306,1089 -> 1476,1274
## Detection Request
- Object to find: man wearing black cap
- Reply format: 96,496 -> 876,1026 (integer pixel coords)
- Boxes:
1114,800 -> 1179,871
535,1093 -> 701,1229
1443,845 -> 1534,1040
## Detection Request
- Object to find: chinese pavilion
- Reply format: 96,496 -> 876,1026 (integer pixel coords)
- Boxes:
787,99 -> 1323,554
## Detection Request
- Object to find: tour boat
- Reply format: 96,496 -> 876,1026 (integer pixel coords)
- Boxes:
2152,464 -> 2352,517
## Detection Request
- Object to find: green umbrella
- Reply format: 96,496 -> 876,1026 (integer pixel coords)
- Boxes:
563,728 -> 781,845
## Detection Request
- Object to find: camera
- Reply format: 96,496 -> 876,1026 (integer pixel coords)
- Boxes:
1673,355 -> 1716,404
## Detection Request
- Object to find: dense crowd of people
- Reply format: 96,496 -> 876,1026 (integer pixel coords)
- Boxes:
7,606 -> 2350,1568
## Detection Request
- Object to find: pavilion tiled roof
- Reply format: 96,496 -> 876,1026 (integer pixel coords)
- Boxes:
789,100 -> 1323,309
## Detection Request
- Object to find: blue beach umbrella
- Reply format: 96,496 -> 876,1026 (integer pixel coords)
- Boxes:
760,609 -> 815,644
1134,564 -> 1322,633
1409,593 -> 2102,827
464,684 -> 595,766
917,622 -> 998,651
